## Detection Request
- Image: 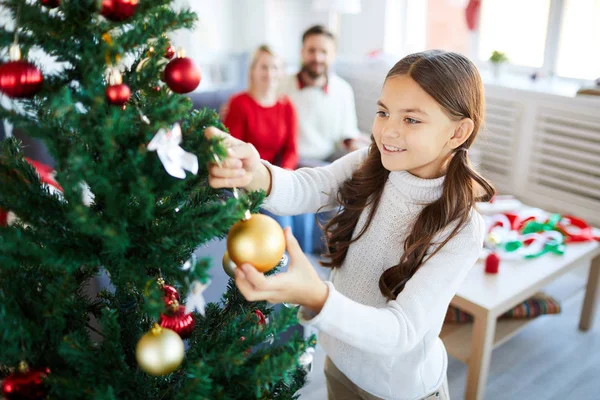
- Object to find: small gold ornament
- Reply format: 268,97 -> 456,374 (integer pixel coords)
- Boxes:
227,214 -> 285,273
136,324 -> 184,376
222,250 -> 237,278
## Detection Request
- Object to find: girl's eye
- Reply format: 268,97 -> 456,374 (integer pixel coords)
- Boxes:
405,117 -> 420,124
376,110 -> 389,118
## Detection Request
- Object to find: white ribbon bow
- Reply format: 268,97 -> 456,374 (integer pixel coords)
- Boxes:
147,123 -> 198,179
184,279 -> 210,316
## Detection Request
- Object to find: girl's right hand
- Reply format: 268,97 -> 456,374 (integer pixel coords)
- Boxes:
204,126 -> 263,190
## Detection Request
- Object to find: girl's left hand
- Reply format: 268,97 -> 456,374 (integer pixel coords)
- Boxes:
234,227 -> 329,313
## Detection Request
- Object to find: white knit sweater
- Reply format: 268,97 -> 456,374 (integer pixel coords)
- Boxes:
262,148 -> 485,400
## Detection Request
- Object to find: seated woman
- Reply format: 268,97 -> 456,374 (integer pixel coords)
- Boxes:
224,45 -> 298,170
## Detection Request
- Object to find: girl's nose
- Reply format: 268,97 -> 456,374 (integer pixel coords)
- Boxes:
382,121 -> 402,139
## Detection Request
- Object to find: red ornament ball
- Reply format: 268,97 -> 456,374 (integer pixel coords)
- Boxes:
0,61 -> 44,98
164,45 -> 176,60
105,83 -> 131,106
162,284 -> 180,306
101,0 -> 139,22
164,57 -> 201,94
1,366 -> 50,400
160,305 -> 195,339
40,0 -> 60,8
485,252 -> 500,274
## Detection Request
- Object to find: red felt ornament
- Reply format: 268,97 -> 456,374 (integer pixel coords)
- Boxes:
503,213 -> 523,231
164,49 -> 201,94
105,68 -> 130,106
0,45 -> 44,99
164,45 -> 176,60
556,215 -> 600,243
101,0 -> 139,22
40,0 -> 60,8
1,362 -> 50,400
26,158 -> 62,192
465,0 -> 481,31
0,158 -> 63,227
485,252 -> 500,274
159,302 -> 195,339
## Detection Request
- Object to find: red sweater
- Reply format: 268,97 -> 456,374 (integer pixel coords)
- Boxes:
224,92 -> 298,169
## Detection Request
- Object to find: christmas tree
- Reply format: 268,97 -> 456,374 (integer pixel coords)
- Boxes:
0,1 -> 313,398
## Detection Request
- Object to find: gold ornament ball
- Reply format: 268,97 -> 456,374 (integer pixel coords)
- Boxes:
136,324 -> 184,376
222,250 -> 237,278
227,214 -> 285,273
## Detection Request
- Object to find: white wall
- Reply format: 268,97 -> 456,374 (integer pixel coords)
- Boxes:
178,0 -> 412,67
265,0 -> 329,67
337,0 -> 387,61
172,0 -> 236,62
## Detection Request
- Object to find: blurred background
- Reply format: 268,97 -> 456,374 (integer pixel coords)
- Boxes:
2,1 -> 599,399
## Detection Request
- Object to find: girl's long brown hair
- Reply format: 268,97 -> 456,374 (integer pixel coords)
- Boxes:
320,50 -> 495,301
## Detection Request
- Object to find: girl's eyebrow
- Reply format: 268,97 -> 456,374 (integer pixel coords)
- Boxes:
377,100 -> 429,117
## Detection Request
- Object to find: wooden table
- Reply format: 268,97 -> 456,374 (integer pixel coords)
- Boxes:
440,235 -> 600,400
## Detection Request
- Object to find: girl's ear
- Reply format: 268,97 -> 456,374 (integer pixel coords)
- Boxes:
448,118 -> 474,149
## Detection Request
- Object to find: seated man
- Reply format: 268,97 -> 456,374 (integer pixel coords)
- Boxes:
279,24 -> 368,167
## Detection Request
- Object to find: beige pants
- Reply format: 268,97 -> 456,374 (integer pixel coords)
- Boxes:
324,357 -> 450,400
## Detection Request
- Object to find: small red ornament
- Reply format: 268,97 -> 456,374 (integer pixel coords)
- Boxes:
164,45 -> 175,60
157,278 -> 180,306
0,45 -> 43,99
1,363 -> 50,400
105,68 -> 130,106
485,252 -> 500,274
159,303 -> 195,339
255,309 -> 266,325
162,284 -> 180,306
40,0 -> 60,8
106,84 -> 130,106
101,0 -> 139,22
164,49 -> 201,94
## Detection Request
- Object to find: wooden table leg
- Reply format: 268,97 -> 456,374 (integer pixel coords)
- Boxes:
465,310 -> 496,400
579,254 -> 600,331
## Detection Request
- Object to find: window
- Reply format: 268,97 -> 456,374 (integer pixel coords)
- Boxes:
555,0 -> 600,80
477,0 -> 600,81
478,0 -> 551,68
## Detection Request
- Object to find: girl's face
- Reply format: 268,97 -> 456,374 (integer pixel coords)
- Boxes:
251,52 -> 281,93
372,75 -> 472,179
